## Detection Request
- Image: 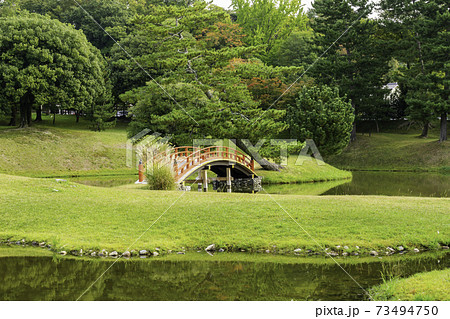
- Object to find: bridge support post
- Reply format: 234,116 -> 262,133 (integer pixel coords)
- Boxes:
202,169 -> 208,192
226,167 -> 232,193
197,171 -> 202,192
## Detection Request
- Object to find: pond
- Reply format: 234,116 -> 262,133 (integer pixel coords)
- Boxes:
264,171 -> 450,197
70,171 -> 450,197
0,248 -> 448,301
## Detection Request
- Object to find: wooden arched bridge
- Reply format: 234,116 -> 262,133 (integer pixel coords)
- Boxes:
153,146 -> 261,192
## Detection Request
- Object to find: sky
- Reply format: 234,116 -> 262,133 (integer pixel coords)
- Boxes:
212,0 -> 314,11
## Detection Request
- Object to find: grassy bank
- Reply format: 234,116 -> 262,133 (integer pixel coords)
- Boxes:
326,130 -> 449,172
0,174 -> 448,254
370,269 -> 450,301
0,115 -> 133,177
257,155 -> 351,184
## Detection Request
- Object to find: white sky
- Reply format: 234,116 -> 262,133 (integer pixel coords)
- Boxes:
211,0 -> 314,11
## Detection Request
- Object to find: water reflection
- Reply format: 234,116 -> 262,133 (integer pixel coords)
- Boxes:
263,171 -> 450,197
0,252 -> 447,301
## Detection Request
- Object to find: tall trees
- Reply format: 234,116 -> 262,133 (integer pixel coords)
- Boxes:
310,0 -> 389,141
118,2 -> 287,170
380,0 -> 449,141
15,0 -> 134,54
0,13 -> 109,127
269,30 -> 317,69
231,0 -> 307,62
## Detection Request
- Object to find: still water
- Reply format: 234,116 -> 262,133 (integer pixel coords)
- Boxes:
0,250 -> 448,301
71,171 -> 450,197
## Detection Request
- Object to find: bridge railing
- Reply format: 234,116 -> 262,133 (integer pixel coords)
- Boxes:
174,146 -> 255,180
152,146 -> 199,164
154,146 -> 255,181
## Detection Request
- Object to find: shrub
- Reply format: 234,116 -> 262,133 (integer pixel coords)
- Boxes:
147,164 -> 175,190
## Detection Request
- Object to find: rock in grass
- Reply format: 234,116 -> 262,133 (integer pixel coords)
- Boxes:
397,245 -> 404,251
442,246 -> 449,250
153,251 -> 159,256
343,246 -> 349,250
328,251 -> 338,257
59,251 -> 67,255
205,244 -> 215,252
294,248 -> 302,253
139,250 -> 148,255
39,242 -> 46,247
370,251 -> 379,256
177,252 -> 185,255
218,248 -> 224,252
122,251 -> 131,257
387,247 -> 395,252
413,248 -> 420,253
91,252 -> 96,256
109,251 -> 118,257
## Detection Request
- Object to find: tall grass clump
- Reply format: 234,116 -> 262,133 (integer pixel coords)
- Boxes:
147,164 -> 175,190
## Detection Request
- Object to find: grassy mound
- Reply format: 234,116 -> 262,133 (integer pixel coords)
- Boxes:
257,155 -> 351,184
0,115 -> 132,177
0,174 -> 448,253
370,269 -> 450,301
326,131 -> 449,172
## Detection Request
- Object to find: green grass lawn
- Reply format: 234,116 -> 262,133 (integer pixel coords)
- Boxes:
370,268 -> 450,301
257,155 -> 351,184
326,130 -> 449,172
0,115 -> 133,177
0,174 -> 448,253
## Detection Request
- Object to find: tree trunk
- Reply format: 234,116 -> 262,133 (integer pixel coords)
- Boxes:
26,103 -> 32,126
18,92 -> 34,128
350,123 -> 357,142
420,122 -> 429,138
375,119 -> 380,133
19,104 -> 28,128
53,112 -> 56,125
76,111 -> 80,123
350,103 -> 356,142
34,105 -> 42,122
235,139 -> 281,171
440,113 -> 447,142
8,105 -> 17,126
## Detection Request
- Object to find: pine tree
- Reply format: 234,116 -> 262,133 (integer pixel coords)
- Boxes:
380,0 -> 449,141
310,0 -> 390,140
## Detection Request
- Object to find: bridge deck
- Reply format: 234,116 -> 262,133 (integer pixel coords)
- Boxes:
154,146 -> 257,183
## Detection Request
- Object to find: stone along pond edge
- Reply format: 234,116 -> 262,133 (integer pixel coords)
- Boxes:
1,239 -> 449,259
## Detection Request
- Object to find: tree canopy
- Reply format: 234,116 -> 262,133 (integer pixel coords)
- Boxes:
287,85 -> 354,156
0,12 -> 109,127
231,0 -> 307,62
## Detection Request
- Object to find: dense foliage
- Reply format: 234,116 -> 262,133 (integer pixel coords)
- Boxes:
0,12 -> 111,129
287,86 -> 354,156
